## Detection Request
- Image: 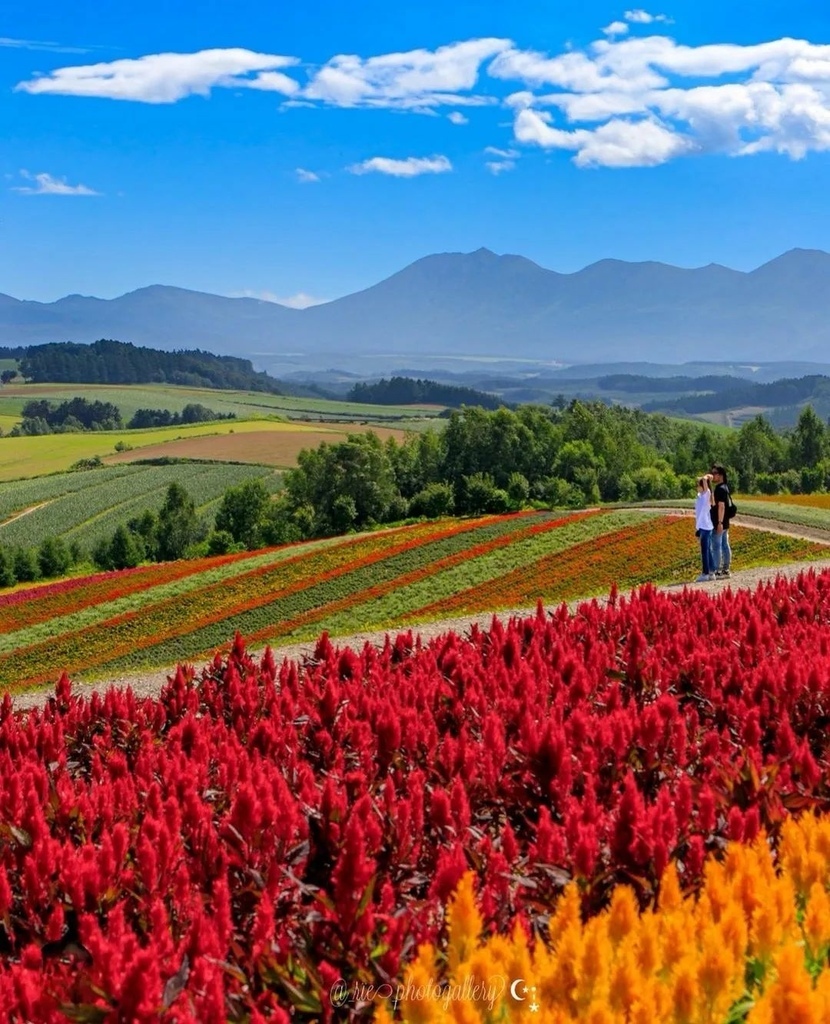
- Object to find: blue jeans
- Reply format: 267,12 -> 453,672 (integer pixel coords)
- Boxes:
698,528 -> 713,574
710,528 -> 731,572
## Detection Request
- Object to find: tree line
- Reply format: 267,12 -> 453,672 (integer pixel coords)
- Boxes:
3,398 -> 234,436
346,376 -> 502,409
17,339 -> 287,393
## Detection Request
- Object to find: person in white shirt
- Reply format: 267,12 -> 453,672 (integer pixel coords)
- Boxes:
694,474 -> 715,582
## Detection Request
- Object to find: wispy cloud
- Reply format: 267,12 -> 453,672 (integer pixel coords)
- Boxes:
348,155 -> 452,177
484,146 -> 519,174
11,170 -> 100,195
15,48 -> 300,103
0,36 -> 88,54
624,9 -> 673,24
295,168 -> 321,183
447,111 -> 469,124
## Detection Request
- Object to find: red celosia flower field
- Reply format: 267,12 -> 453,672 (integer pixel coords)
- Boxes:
4,570 -> 830,1019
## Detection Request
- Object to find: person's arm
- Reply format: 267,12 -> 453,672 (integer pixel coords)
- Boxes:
715,495 -> 726,532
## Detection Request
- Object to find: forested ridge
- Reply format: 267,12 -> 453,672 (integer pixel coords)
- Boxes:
15,339 -> 288,393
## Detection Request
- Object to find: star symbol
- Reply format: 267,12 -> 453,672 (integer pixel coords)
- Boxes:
529,1002 -> 539,1013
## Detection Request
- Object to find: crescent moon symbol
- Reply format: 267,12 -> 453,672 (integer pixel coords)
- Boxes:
510,979 -> 526,1001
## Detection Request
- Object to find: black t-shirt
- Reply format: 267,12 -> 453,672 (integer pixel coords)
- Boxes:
711,482 -> 730,529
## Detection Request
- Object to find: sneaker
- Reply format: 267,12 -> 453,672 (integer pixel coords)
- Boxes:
716,568 -> 731,578
707,573 -> 716,581
694,574 -> 710,583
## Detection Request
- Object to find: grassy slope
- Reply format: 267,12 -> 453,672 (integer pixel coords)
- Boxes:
0,383 -> 444,423
0,508 -> 826,693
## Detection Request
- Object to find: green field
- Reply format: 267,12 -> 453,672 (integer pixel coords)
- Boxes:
0,417 -> 335,481
0,462 -> 282,550
2,508 -> 826,694
0,383 -> 445,425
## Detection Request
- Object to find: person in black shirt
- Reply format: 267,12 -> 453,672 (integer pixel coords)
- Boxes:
709,464 -> 732,578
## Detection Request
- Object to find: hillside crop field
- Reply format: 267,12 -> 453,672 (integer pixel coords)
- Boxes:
0,508 -> 825,694
0,382 -> 444,425
0,417 -> 410,481
0,462 -> 282,549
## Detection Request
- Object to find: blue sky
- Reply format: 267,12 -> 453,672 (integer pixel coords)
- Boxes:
2,0 -> 830,305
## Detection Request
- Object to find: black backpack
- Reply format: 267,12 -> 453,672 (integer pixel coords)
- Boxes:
725,488 -> 737,520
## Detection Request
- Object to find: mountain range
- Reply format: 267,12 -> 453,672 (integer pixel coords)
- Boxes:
2,247 -> 829,366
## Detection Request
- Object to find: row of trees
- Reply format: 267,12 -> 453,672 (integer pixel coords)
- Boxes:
0,537 -> 82,587
2,398 -> 234,437
18,340 -> 288,393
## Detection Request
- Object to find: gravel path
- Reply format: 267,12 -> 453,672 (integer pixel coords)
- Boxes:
11,510 -> 830,712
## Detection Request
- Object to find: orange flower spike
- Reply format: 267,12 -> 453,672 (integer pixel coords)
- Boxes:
658,862 -> 683,914
697,922 -> 741,1019
447,872 -> 483,973
747,945 -> 818,1024
703,858 -> 730,923
630,979 -> 670,1024
660,911 -> 692,971
607,886 -> 638,946
780,821 -> 809,898
577,917 -> 612,1008
803,882 -> 830,956
583,1001 -> 617,1024
718,901 -> 749,967
670,956 -> 699,1024
549,884 -> 582,941
634,911 -> 661,978
608,942 -> 641,1018
751,894 -> 785,963
399,953 -> 446,1024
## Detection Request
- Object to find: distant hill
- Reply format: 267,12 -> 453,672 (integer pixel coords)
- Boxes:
346,377 -> 502,410
2,247 -> 830,363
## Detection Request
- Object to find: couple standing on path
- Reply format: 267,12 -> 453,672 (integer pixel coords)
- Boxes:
694,464 -> 733,582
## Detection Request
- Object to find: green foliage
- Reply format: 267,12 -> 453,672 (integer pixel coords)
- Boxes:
19,339 -> 287,394
37,536 -> 72,578
215,478 -> 271,549
155,483 -> 201,561
347,376 -> 502,410
127,403 -> 236,429
13,547 -> 40,582
206,530 -> 238,556
108,525 -> 145,570
409,482 -> 455,518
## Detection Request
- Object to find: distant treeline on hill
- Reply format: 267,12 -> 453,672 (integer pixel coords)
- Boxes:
346,376 -> 502,409
7,397 -> 233,436
15,339 -> 288,393
642,374 -> 830,414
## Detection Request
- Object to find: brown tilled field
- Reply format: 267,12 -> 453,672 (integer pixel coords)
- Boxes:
102,424 -> 412,467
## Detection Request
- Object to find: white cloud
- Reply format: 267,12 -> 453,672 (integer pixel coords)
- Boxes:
448,111 -> 469,124
347,155 -> 452,177
233,289 -> 326,308
15,48 -> 300,102
484,146 -> 519,157
304,38 -> 510,109
624,9 -> 673,24
602,22 -> 630,38
497,34 -> 830,166
11,170 -> 100,195
295,168 -> 320,182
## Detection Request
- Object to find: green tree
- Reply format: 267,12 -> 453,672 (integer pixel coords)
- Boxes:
215,478 -> 271,549
790,405 -> 826,469
0,547 -> 15,587
156,483 -> 199,561
0,369 -> 15,385
37,536 -> 72,578
409,481 -> 455,518
13,547 -> 40,582
108,525 -> 144,570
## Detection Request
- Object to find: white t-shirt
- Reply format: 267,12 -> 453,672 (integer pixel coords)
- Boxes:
695,491 -> 714,531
